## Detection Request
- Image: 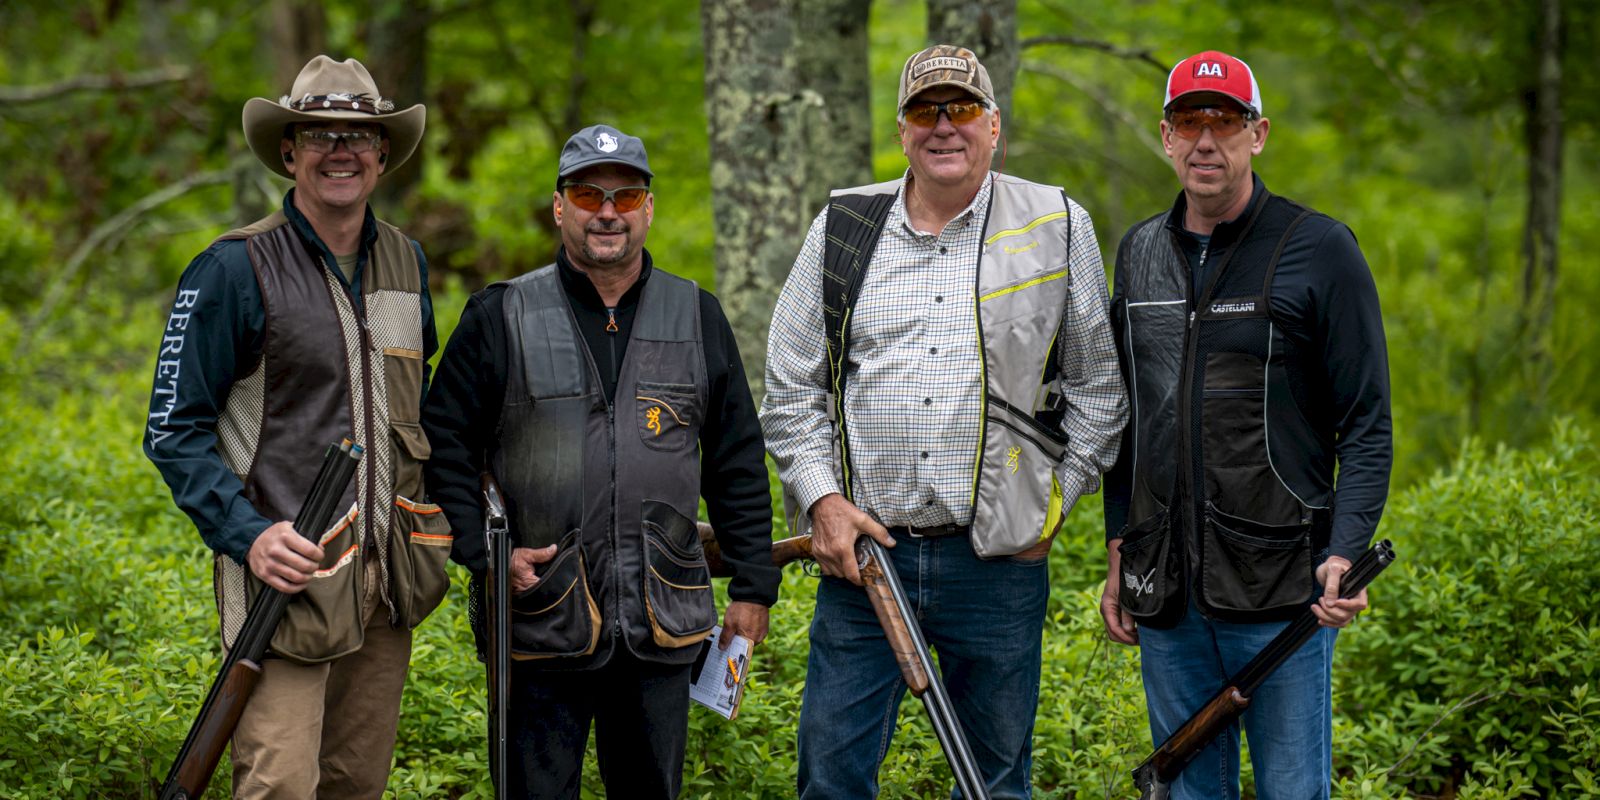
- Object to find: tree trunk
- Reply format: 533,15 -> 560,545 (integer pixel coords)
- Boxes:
926,0 -> 1018,120
264,0 -> 326,92
797,0 -> 874,203
367,0 -> 430,212
1521,0 -> 1562,396
702,0 -> 818,400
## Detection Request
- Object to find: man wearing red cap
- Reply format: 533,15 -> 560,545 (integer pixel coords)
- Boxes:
1101,51 -> 1392,798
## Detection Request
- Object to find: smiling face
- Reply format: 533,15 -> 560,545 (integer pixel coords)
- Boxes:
552,163 -> 653,273
898,86 -> 999,195
280,120 -> 388,221
1161,92 -> 1269,222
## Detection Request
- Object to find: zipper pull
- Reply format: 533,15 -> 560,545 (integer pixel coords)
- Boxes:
1189,311 -> 1196,329
606,307 -> 618,333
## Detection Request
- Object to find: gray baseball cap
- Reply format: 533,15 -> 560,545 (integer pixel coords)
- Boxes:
557,124 -> 653,182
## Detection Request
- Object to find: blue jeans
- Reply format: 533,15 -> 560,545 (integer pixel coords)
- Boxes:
796,530 -> 1051,799
1138,600 -> 1339,800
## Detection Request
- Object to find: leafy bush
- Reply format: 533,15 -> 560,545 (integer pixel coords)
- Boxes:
1335,421 -> 1600,797
1,301 -> 1597,798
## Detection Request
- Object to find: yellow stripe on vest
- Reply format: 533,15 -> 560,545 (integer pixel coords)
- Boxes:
983,211 -> 1069,245
979,268 -> 1069,303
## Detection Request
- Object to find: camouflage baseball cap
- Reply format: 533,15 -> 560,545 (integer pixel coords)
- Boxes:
897,44 -> 996,109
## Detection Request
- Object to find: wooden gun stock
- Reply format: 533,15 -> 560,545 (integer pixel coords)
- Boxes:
696,522 -> 814,578
1143,687 -> 1248,779
857,549 -> 931,694
161,660 -> 262,800
1131,539 -> 1396,799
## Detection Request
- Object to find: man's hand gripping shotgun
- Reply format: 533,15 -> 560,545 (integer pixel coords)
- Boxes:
698,525 -> 991,800
1131,539 -> 1397,800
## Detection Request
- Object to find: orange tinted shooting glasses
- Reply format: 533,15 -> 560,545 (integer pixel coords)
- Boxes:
1166,106 -> 1254,140
562,182 -> 650,213
902,98 -> 988,128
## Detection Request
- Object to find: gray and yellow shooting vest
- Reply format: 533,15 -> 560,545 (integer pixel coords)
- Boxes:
794,174 -> 1080,558
212,211 -> 452,664
491,265 -> 717,668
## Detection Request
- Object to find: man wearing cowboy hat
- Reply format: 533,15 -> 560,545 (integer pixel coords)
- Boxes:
145,55 -> 444,798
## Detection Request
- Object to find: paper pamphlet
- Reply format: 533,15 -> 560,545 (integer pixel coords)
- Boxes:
689,625 -> 751,720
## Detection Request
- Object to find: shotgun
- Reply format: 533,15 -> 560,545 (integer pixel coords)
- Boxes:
481,473 -> 511,800
1131,539 -> 1397,800
697,524 -> 990,799
159,439 -> 364,800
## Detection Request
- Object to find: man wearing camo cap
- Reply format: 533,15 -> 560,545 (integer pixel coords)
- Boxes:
763,45 -> 1126,798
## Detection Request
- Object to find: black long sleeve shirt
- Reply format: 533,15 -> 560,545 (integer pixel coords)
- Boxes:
421,248 -> 780,606
1104,175 -> 1392,561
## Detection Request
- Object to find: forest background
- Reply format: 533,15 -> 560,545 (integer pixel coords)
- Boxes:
1,0 -> 1597,797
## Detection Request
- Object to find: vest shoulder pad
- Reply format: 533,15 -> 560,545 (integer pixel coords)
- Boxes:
214,210 -> 289,244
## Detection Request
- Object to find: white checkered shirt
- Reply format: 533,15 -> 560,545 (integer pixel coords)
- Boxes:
762,172 -> 1126,528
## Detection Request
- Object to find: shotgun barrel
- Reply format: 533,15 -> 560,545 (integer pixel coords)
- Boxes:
160,440 -> 363,800
1132,539 -> 1397,800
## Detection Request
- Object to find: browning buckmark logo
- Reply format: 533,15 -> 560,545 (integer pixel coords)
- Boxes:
1006,446 -> 1022,474
638,395 -> 686,437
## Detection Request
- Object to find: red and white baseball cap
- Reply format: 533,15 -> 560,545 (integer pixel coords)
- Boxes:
1164,51 -> 1262,116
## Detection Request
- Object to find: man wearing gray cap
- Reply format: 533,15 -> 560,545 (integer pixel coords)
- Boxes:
763,45 -> 1126,797
422,124 -> 778,798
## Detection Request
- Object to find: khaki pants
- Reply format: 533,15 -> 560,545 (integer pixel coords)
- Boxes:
230,560 -> 412,799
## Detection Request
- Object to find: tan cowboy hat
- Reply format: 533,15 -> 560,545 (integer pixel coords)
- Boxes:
242,55 -> 426,180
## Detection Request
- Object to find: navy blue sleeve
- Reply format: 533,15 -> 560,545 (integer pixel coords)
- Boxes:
422,288 -> 508,574
698,290 -> 780,607
1309,225 -> 1392,560
144,243 -> 273,562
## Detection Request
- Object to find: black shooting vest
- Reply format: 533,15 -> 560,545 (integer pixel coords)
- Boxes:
212,211 -> 452,664
1114,188 -> 1333,625
491,264 -> 715,668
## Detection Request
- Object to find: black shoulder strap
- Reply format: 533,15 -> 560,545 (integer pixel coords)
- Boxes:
821,191 -> 897,390
1261,208 -> 1314,301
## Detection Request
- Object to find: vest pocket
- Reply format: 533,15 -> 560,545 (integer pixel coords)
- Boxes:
641,500 -> 716,648
1115,508 -> 1187,629
389,420 -> 431,503
511,529 -> 601,658
1201,352 -> 1266,470
389,495 -> 453,629
260,504 -> 366,663
635,381 -> 699,452
1199,502 -> 1315,615
382,346 -> 424,425
973,398 -> 1068,557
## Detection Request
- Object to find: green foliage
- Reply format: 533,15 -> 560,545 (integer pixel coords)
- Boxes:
1334,422 -> 1600,796
3,293 -> 1596,796
3,1 -> 1600,797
